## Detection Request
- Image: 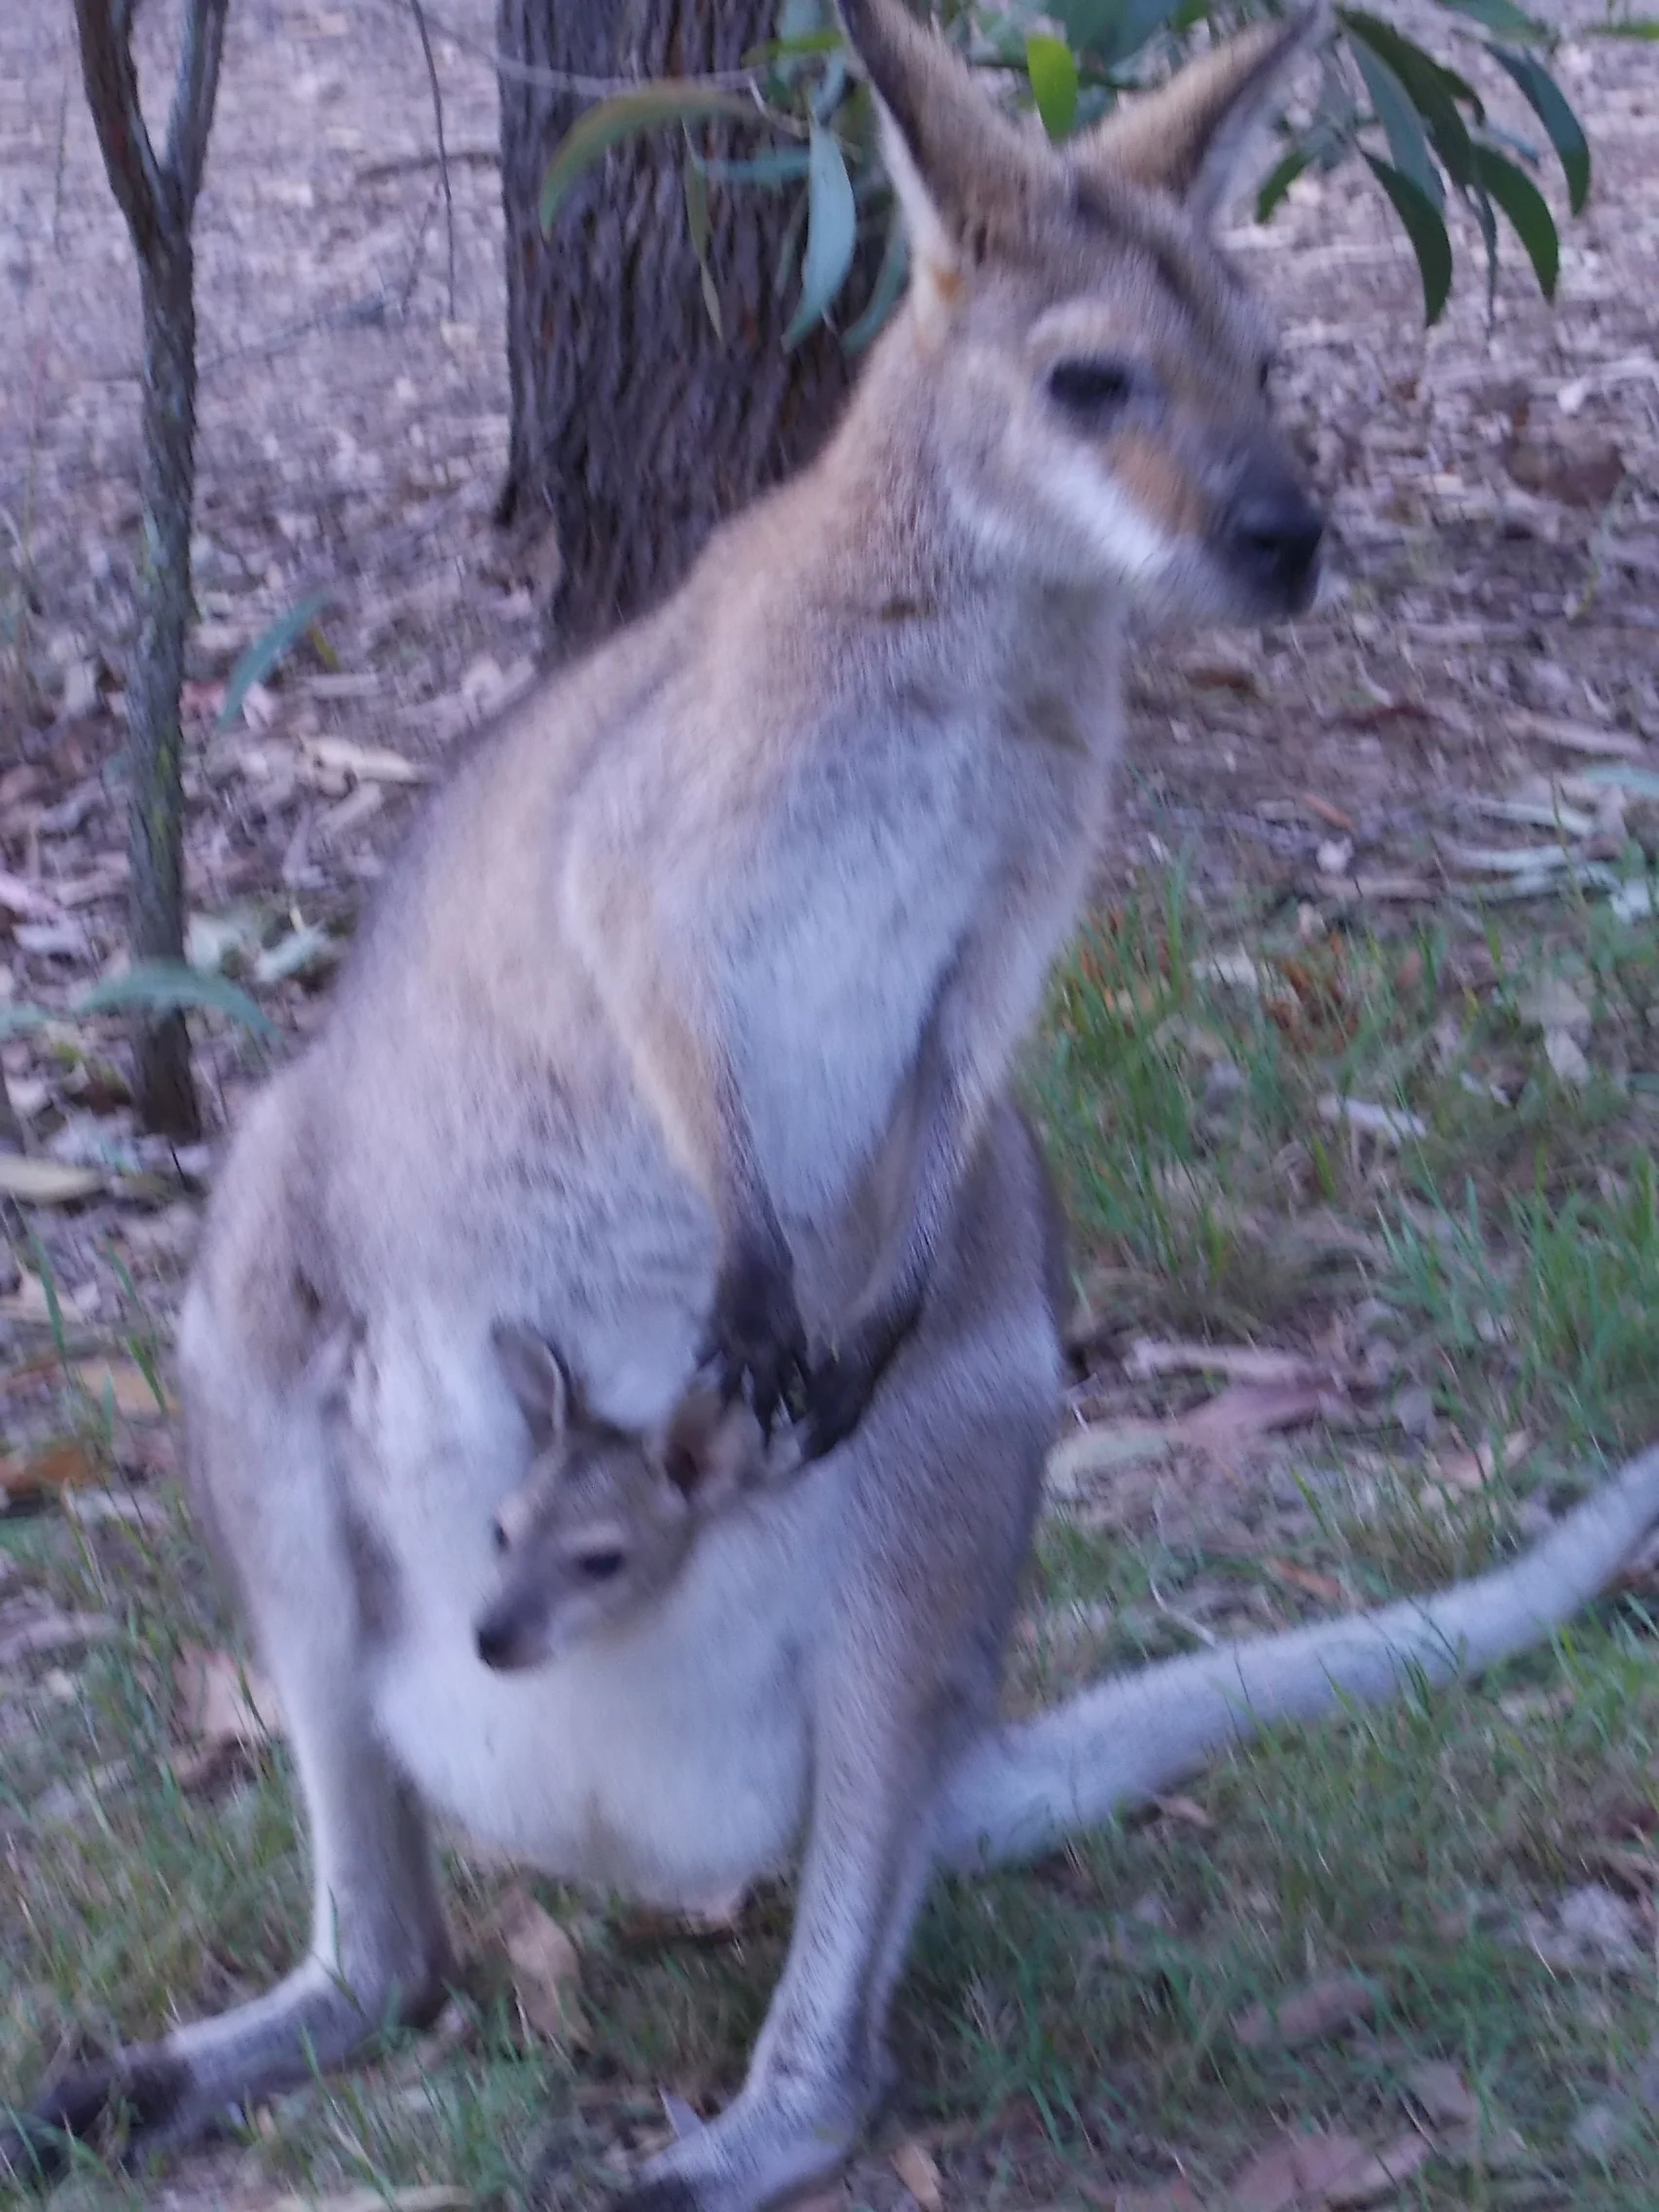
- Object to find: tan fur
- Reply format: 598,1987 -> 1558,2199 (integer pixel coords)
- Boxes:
1108,425 -> 1210,540
1082,10 -> 1329,213
0,13 -> 1344,2208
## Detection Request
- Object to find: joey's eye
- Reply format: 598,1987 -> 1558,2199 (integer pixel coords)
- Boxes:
578,1549 -> 627,1583
1047,357 -> 1136,418
491,1517 -> 509,1554
1258,355 -> 1275,395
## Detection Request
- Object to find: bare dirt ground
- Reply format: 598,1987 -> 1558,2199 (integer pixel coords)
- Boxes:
3,3 -> 1659,2209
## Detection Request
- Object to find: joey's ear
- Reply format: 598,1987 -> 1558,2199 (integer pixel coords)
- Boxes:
837,0 -> 1052,323
654,1388 -> 764,1511
493,1322 -> 574,1450
1076,6 -> 1327,224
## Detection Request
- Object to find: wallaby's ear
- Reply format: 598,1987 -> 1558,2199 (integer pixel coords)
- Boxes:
1076,7 -> 1326,225
837,0 -> 1051,325
493,1322 -> 573,1450
655,1388 -> 763,1511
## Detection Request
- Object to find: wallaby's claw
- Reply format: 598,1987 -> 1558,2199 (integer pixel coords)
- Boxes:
699,1236 -> 808,1439
801,1295 -> 921,1461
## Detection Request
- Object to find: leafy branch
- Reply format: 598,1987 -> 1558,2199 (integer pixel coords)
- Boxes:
535,0 -> 1591,349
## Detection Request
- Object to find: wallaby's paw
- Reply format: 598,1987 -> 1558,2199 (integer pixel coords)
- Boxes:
700,1236 -> 809,1438
801,1295 -> 920,1461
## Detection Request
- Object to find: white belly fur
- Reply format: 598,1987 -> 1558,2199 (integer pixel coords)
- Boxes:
354,1320 -> 832,1906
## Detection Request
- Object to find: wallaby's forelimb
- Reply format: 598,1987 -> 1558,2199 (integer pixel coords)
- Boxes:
940,1440 -> 1659,1872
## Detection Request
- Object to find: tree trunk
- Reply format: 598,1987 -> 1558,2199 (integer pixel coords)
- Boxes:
73,0 -> 225,1139
497,0 -> 862,652
129,237 -> 202,1138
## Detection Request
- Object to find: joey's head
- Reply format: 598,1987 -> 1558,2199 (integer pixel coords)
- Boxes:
840,0 -> 1326,622
475,1324 -> 766,1673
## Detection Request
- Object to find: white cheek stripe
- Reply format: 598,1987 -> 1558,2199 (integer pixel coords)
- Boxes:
1042,453 -> 1175,584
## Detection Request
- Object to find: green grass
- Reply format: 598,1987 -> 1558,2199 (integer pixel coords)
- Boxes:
6,876 -> 1659,2206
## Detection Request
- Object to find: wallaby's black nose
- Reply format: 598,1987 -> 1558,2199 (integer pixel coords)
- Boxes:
1224,475 -> 1323,606
475,1614 -> 514,1670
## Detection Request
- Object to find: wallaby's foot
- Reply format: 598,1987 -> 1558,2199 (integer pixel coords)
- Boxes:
700,1235 -> 809,1437
608,2052 -> 879,2212
0,2046 -> 195,2186
3,1951 -> 450,2187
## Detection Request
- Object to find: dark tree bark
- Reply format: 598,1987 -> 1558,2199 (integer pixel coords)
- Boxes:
72,0 -> 227,1140
497,0 -> 863,653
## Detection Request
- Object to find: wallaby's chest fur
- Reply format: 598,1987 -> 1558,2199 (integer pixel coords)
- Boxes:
214,359 -> 1123,1433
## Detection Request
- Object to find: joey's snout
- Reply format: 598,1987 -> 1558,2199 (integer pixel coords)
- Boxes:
475,1594 -> 541,1672
1216,454 -> 1323,612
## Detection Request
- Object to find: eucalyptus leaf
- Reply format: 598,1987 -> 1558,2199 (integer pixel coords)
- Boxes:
695,148 -> 812,187
1350,42 -> 1444,209
216,593 -> 330,734
1342,13 -> 1476,183
1363,151 -> 1453,322
1472,142 -> 1558,298
1433,0 -> 1543,36
1492,45 -> 1591,212
1255,145 -> 1313,223
539,87 -> 767,234
1577,766 -> 1659,799
682,141 -> 723,340
785,122 -> 857,349
1026,33 -> 1080,140
76,962 -> 277,1044
842,216 -> 909,354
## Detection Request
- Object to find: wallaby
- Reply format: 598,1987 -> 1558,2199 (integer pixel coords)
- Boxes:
18,7 -> 1651,2208
11,1094 -> 1659,2210
475,1326 -> 775,1673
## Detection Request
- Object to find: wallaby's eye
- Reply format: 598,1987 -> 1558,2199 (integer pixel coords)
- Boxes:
1258,355 -> 1275,395
577,1549 -> 627,1583
1047,357 -> 1135,420
491,1517 -> 509,1554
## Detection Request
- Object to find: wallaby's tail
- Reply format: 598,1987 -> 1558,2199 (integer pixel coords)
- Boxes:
939,1439 -> 1659,1872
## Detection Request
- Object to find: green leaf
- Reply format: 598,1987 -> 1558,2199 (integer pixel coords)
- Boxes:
778,0 -> 829,38
682,140 -> 723,341
1342,13 -> 1477,183
1581,765 -> 1659,799
742,30 -> 842,67
1433,0 -> 1543,36
1472,143 -> 1558,297
539,87 -> 766,234
842,215 -> 909,354
694,147 -> 812,187
1592,15 -> 1659,32
216,593 -> 330,733
1051,0 -> 1185,67
1350,42 -> 1445,209
75,962 -> 277,1044
1492,46 -> 1591,212
785,121 -> 857,349
1363,151 -> 1453,322
1026,33 -> 1079,141
1256,145 -> 1313,223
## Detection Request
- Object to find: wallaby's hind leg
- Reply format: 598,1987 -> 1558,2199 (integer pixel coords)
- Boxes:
621,1105 -> 1059,2212
3,1354 -> 453,2183
7,1750 -> 447,2180
622,1679 -> 947,2212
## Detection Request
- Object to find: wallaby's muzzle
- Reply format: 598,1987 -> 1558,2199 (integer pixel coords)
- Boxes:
1217,454 -> 1324,613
